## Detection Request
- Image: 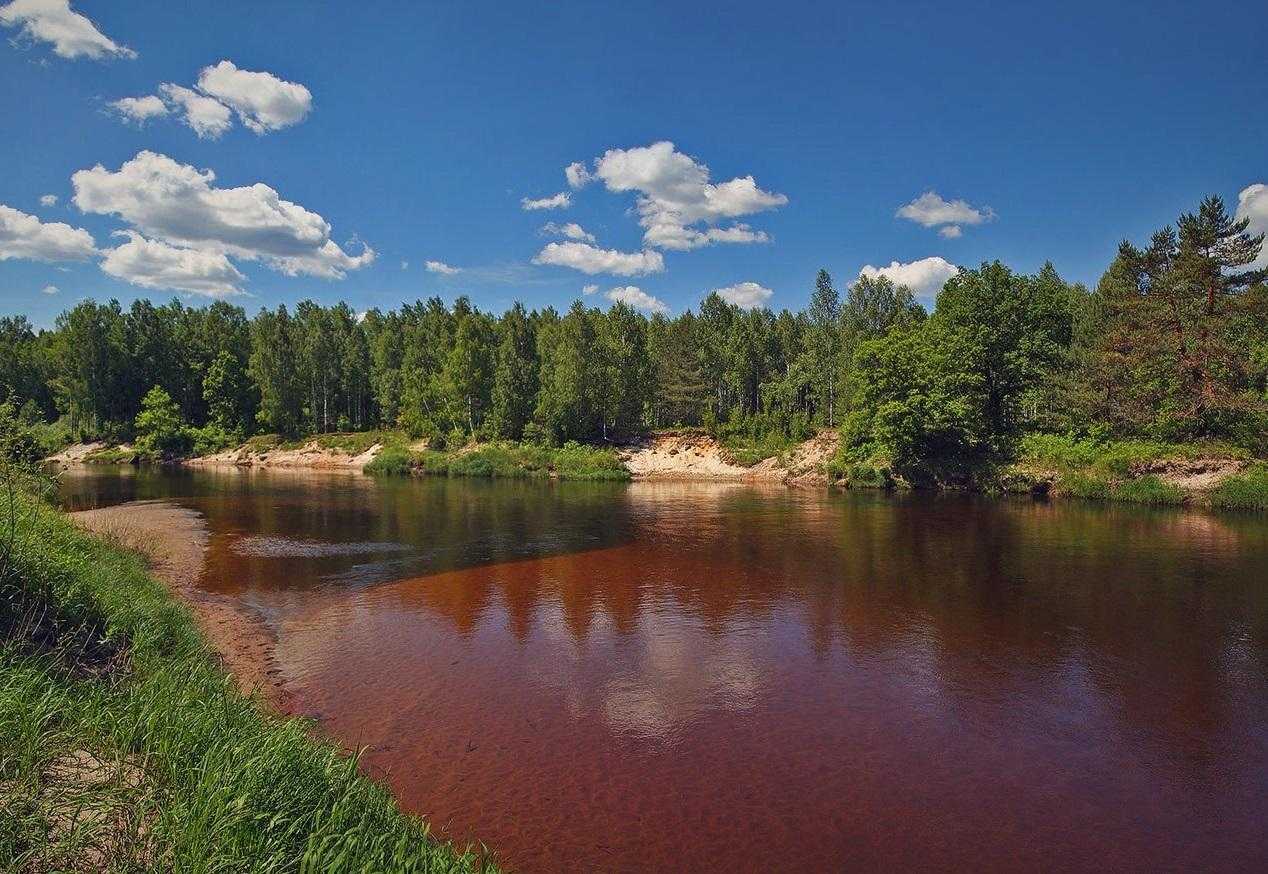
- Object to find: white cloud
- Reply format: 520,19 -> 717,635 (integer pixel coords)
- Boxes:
100,231 -> 245,297
1235,183 -> 1268,270
856,256 -> 959,301
605,286 -> 668,314
938,225 -> 963,239
896,191 -> 995,233
713,281 -> 773,309
108,94 -> 169,125
39,193 -> 57,207
400,259 -> 409,270
565,161 -> 592,189
41,284 -> 58,295
159,84 -> 232,139
196,60 -> 312,134
532,241 -> 664,276
425,259 -> 460,274
582,283 -> 599,295
521,192 -> 571,211
72,150 -> 374,280
540,221 -> 595,243
0,203 -> 97,262
572,141 -> 786,251
0,0 -> 134,60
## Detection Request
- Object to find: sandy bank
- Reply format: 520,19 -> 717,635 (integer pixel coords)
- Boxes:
619,430 -> 838,485
187,440 -> 382,470
70,501 -> 292,711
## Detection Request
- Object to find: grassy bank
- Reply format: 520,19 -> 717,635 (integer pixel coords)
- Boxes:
0,480 -> 494,872
365,440 -> 629,482
827,433 -> 1268,510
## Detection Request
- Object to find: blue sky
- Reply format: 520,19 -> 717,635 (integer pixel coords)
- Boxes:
2,0 -> 1266,327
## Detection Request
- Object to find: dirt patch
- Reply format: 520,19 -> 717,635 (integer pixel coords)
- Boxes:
44,443 -> 107,465
620,431 -> 838,485
1135,457 -> 1248,492
71,501 -> 294,711
188,440 -> 381,471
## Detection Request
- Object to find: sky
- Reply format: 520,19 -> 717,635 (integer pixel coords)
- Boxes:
2,0 -> 1266,328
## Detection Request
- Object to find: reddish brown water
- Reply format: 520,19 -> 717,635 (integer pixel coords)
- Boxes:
62,469 -> 1268,872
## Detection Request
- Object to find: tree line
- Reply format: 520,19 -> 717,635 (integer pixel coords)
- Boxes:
2,195 -> 1265,474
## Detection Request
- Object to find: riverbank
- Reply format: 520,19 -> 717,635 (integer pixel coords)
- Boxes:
0,484 -> 495,871
45,429 -> 1268,510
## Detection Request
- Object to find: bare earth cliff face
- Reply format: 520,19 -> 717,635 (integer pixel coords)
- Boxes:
619,430 -> 838,485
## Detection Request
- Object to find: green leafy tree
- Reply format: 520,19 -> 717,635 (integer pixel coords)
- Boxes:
134,385 -> 188,456
249,306 -> 303,436
844,322 -> 987,481
489,303 -> 538,439
935,261 -> 1071,451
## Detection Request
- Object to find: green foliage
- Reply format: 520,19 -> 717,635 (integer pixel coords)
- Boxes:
0,488 -> 492,872
1208,464 -> 1268,510
844,321 -> 987,483
364,441 -> 629,482
1019,432 -> 1249,476
1112,475 -> 1187,505
1059,471 -> 1113,500
133,385 -> 189,458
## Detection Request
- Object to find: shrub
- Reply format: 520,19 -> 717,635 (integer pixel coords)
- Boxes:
1208,465 -> 1268,511
1112,475 -> 1186,505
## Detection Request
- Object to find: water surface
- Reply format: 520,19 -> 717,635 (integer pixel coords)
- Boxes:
60,468 -> 1268,872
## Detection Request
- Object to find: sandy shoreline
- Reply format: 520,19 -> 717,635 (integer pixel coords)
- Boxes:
70,500 -> 294,712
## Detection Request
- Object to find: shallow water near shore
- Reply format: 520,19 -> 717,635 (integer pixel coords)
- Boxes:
59,466 -> 1268,873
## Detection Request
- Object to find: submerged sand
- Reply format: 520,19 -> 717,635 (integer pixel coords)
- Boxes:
70,501 -> 292,711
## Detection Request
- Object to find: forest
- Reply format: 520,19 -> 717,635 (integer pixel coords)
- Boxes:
2,195 -> 1266,484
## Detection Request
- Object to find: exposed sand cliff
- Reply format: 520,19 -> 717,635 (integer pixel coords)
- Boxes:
619,430 -> 838,485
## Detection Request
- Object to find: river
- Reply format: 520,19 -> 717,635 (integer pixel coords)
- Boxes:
59,467 -> 1268,872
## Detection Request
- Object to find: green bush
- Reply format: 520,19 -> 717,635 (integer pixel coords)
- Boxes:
1208,465 -> 1268,511
1112,475 -> 1186,505
1059,472 -> 1112,500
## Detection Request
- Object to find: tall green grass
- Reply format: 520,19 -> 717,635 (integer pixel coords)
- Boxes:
365,441 -> 629,482
0,487 -> 495,872
1208,464 -> 1268,511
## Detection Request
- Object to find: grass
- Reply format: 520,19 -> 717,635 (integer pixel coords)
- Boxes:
1018,433 -> 1249,477
0,480 -> 496,872
83,446 -> 137,465
1111,474 -> 1187,505
1208,464 -> 1268,511
365,441 -> 630,482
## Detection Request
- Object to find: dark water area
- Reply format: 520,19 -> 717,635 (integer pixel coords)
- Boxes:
59,467 -> 1268,872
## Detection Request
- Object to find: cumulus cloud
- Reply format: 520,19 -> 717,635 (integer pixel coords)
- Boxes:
856,256 -> 959,302
108,94 -> 169,125
0,203 -> 97,262
521,192 -> 571,211
567,141 -> 786,251
100,231 -> 245,297
424,259 -> 460,274
400,260 -> 409,270
540,221 -> 595,243
713,281 -> 773,309
938,225 -> 962,239
1235,183 -> 1268,270
582,283 -> 599,295
195,60 -> 312,134
0,0 -> 135,60
532,241 -> 664,276
565,161 -> 592,189
896,191 -> 995,238
41,284 -> 58,295
39,194 -> 57,207
159,84 -> 233,139
72,150 -> 374,280
605,286 -> 668,314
